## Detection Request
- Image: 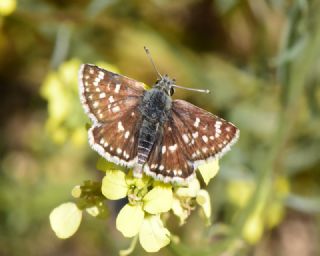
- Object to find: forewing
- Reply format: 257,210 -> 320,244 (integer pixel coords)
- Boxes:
88,107 -> 142,167
145,99 -> 239,183
79,64 -> 145,124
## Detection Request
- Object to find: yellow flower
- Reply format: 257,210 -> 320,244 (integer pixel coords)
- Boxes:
139,215 -> 170,252
143,182 -> 173,214
0,0 -> 16,16
198,160 -> 220,185
49,202 -> 82,239
101,169 -> 173,252
172,178 -> 212,225
50,158 -> 220,253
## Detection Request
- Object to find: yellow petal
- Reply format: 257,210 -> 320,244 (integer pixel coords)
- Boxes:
198,160 -> 219,185
175,178 -> 200,198
125,170 -> 151,189
171,197 -> 189,225
139,215 -> 170,252
143,184 -> 173,214
116,204 -> 144,238
58,59 -> 81,86
101,170 -> 128,200
0,0 -> 16,16
49,202 -> 82,239
242,213 -> 264,244
196,189 -> 211,224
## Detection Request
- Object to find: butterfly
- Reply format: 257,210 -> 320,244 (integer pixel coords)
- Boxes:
79,51 -> 239,184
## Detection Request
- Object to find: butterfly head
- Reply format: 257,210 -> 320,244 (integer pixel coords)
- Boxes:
154,74 -> 175,96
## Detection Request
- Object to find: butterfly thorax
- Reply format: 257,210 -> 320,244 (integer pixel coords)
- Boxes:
139,88 -> 172,123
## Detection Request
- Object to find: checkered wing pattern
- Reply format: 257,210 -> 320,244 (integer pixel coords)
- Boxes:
145,99 -> 239,183
79,64 -> 145,166
88,107 -> 142,167
79,64 -> 145,124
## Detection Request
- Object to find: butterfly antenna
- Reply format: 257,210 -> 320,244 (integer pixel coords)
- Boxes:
173,84 -> 210,94
144,46 -> 162,78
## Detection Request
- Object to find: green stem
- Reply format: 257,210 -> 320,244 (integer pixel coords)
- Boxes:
170,1 -> 320,255
230,0 -> 320,249
119,235 -> 138,256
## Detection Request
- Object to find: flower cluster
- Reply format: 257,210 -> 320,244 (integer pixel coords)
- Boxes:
50,158 -> 219,254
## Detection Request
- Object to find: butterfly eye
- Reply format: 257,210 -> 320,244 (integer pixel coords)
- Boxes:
169,87 -> 175,96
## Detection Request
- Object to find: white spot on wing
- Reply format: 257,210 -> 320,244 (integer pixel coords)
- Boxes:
118,121 -> 125,131
192,132 -> 198,138
93,77 -> 100,87
98,71 -> 104,80
124,131 -> 130,139
202,135 -> 208,143
99,92 -> 106,98
162,146 -> 166,154
115,83 -> 121,93
112,106 -> 120,113
109,96 -> 115,103
169,144 -> 177,152
93,101 -> 99,108
194,117 -> 200,127
182,134 -> 189,143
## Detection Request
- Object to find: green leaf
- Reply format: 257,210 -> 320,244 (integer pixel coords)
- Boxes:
198,160 -> 219,185
101,170 -> 128,200
116,204 -> 144,238
139,215 -> 170,253
49,202 -> 82,239
143,184 -> 173,214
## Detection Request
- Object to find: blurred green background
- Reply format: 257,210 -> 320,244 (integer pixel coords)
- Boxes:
0,0 -> 320,255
